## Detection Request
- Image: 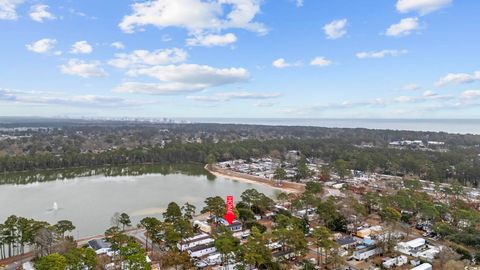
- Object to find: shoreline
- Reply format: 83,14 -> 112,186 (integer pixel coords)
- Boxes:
205,164 -> 304,194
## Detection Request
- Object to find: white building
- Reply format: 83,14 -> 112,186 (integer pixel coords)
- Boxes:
396,238 -> 426,256
88,239 -> 112,255
411,263 -> 432,270
353,246 -> 380,260
382,255 -> 408,268
178,233 -> 214,251
188,242 -> 217,258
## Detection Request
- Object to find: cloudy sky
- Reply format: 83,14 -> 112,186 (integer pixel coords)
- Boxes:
0,0 -> 479,118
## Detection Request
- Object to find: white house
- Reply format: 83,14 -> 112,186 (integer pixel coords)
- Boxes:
411,263 -> 432,270
417,245 -> 440,262
88,239 -> 112,255
396,238 -> 426,256
178,233 -> 214,251
382,255 -> 408,268
188,242 -> 217,258
353,245 -> 380,260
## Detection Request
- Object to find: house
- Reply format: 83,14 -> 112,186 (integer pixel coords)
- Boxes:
336,237 -> 357,249
88,239 -> 112,255
382,255 -> 408,268
193,220 -> 212,234
396,238 -> 426,256
226,221 -> 243,232
188,242 -> 217,258
178,233 -> 214,251
411,263 -> 432,270
417,245 -> 440,262
353,245 -> 381,260
272,250 -> 296,262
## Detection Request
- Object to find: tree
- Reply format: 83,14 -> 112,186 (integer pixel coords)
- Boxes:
160,250 -> 194,270
319,165 -> 331,181
242,227 -> 272,268
119,213 -> 132,231
379,207 -> 401,254
111,212 -> 121,227
241,189 -> 274,215
35,253 -> 68,270
305,181 -> 323,195
312,226 -> 334,267
64,247 -> 96,270
276,192 -> 289,204
120,241 -> 151,270
206,153 -> 216,165
296,158 -> 312,180
139,217 -> 162,251
181,202 -> 196,220
163,202 -> 182,223
201,196 -> 226,218
215,229 -> 240,266
273,167 -> 287,180
404,179 -> 422,191
333,159 -> 351,179
53,220 -> 75,238
317,197 -> 347,231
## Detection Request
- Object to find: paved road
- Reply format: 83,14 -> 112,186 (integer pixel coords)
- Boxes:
127,229 -> 165,254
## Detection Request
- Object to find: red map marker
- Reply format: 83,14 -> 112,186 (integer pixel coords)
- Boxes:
224,195 -> 236,225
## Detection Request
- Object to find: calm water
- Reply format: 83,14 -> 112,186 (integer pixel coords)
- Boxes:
0,166 -> 278,238
178,118 -> 480,135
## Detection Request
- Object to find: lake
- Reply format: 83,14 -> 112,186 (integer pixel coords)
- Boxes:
0,164 -> 278,238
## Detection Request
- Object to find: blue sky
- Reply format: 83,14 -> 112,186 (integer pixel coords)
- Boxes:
0,0 -> 479,118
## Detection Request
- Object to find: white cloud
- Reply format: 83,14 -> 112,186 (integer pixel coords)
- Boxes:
109,48 -> 187,68
356,49 -> 408,59
310,57 -> 332,67
323,19 -> 347,40
60,59 -> 108,78
119,0 -> 266,35
386,17 -> 419,37
0,88 -> 149,107
127,64 -> 249,84
396,0 -> 452,15
394,91 -> 452,103
295,0 -> 304,7
436,71 -> 480,87
186,33 -> 237,47
111,42 -> 125,50
255,101 -> 275,107
114,82 -> 205,95
26,38 -> 57,54
0,0 -> 24,20
272,58 -> 301,69
70,41 -> 93,54
460,90 -> 480,101
403,83 -> 421,91
29,4 -> 55,22
187,91 -> 280,102
116,64 -> 249,95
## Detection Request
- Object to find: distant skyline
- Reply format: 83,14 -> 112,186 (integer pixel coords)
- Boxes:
1,0 -> 479,118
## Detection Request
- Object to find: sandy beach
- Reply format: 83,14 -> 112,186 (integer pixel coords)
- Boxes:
205,164 -> 305,194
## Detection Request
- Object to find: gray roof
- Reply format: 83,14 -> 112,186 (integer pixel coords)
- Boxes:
188,242 -> 216,252
336,237 -> 357,246
88,239 -> 111,250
